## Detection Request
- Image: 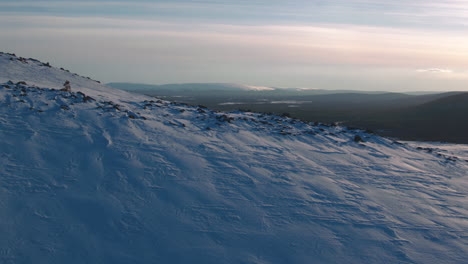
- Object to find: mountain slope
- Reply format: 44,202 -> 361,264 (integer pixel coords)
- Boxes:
1,52 -> 468,263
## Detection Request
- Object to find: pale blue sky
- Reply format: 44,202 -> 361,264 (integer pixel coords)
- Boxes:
1,0 -> 468,91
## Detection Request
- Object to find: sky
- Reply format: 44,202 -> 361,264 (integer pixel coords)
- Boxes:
1,0 -> 468,91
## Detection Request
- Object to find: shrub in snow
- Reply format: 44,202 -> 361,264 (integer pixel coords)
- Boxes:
61,81 -> 71,92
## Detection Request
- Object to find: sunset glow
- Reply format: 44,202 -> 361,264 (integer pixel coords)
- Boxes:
1,0 -> 467,91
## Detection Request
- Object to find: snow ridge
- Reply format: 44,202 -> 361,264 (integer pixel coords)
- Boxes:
1,52 -> 468,264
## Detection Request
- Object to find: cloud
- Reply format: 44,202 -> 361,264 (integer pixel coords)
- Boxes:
1,13 -> 468,90
417,68 -> 454,73
9,15 -> 468,68
2,15 -> 468,70
2,0 -> 468,28
416,68 -> 468,81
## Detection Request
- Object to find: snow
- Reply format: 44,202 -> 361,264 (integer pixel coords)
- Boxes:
1,51 -> 468,263
219,83 -> 275,91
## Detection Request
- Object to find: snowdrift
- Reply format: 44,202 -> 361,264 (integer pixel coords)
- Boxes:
1,52 -> 468,263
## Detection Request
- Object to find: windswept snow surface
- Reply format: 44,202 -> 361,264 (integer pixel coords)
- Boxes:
1,52 -> 468,263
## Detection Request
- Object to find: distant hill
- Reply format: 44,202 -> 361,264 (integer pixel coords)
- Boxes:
108,82 -> 277,93
361,92 -> 468,142
108,82 -> 391,96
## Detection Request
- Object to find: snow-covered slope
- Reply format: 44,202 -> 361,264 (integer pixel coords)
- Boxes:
0,52 -> 144,103
1,52 -> 468,263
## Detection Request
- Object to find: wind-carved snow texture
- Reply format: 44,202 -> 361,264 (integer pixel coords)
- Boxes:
1,51 -> 468,263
